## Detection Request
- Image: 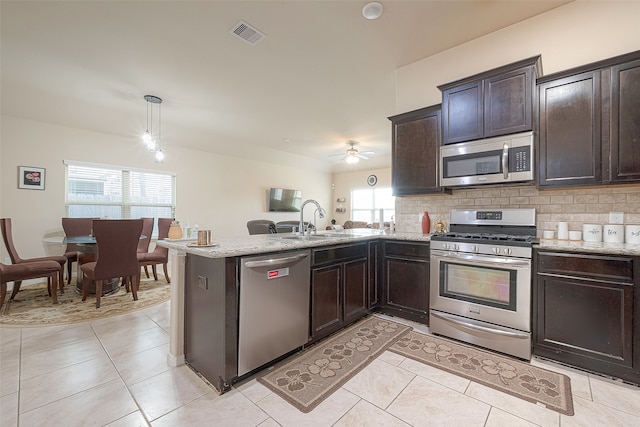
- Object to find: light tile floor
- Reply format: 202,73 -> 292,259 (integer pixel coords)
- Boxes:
1,303 -> 639,426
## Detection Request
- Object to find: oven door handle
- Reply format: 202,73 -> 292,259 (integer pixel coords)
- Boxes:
430,251 -> 530,268
431,311 -> 530,339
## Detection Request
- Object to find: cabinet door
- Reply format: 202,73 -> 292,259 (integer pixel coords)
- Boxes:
343,258 -> 368,324
534,274 -> 634,370
609,58 -> 640,182
384,256 -> 429,320
311,264 -> 342,339
484,66 -> 533,137
538,71 -> 602,187
390,106 -> 444,196
442,80 -> 483,144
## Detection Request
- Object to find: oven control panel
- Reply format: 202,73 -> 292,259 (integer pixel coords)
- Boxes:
430,240 -> 532,259
476,211 -> 502,220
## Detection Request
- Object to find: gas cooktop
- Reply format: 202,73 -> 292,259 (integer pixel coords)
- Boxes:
431,208 -> 538,249
431,232 -> 538,246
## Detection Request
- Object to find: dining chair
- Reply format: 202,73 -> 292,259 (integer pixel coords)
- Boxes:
81,219 -> 143,308
137,217 -> 155,278
0,218 -> 66,300
1,261 -> 62,308
61,217 -> 96,285
138,217 -> 173,283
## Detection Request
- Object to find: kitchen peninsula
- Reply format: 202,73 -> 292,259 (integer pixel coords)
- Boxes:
158,229 -> 640,391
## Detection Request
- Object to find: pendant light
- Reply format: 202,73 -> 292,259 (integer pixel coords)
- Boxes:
141,95 -> 165,163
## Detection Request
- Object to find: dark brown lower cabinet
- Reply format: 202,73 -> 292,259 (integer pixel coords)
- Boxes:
534,251 -> 639,385
381,241 -> 430,324
310,242 -> 369,343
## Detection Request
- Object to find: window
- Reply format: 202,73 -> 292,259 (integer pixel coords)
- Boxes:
64,161 -> 176,237
350,187 -> 395,224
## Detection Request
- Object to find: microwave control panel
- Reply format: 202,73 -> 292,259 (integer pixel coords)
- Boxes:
509,146 -> 530,172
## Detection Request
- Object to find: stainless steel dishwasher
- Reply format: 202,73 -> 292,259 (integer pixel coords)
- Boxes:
238,250 -> 311,376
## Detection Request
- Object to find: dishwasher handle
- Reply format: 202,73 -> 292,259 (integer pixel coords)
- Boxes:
244,253 -> 309,269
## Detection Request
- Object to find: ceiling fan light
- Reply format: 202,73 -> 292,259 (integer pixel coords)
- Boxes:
345,155 -> 359,164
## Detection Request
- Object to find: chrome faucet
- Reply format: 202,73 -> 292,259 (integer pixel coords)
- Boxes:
313,207 -> 327,235
299,199 -> 325,237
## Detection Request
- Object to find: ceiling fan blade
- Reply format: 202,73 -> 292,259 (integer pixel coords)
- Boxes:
328,153 -> 346,157
359,150 -> 375,155
356,154 -> 370,160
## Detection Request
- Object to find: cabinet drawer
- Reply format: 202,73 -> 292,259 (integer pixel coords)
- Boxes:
312,243 -> 367,266
537,251 -> 633,283
384,241 -> 429,259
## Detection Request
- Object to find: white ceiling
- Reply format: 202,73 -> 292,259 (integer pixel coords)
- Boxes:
1,1 -> 571,173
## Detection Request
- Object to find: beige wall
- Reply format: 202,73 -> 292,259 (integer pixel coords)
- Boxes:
394,0 -> 640,232
396,1 -> 640,112
331,167 -> 391,225
0,116 -> 332,260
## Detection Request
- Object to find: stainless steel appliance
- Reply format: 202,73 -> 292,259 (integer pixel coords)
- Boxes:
238,250 -> 311,376
440,131 -> 534,187
429,208 -> 536,360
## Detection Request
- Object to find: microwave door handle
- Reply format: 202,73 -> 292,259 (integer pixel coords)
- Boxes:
502,143 -> 509,179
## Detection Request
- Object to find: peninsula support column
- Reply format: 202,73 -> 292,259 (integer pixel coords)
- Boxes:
167,248 -> 186,366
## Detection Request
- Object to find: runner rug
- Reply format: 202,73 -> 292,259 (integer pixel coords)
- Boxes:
258,316 -> 411,413
389,330 -> 574,416
0,276 -> 170,327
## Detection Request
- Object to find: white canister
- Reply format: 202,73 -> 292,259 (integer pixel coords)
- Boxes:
557,222 -> 569,240
569,231 -> 582,241
542,230 -> 554,239
625,225 -> 640,244
603,224 -> 624,243
583,224 -> 602,242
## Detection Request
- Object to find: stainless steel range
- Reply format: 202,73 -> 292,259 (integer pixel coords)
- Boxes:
429,208 -> 537,360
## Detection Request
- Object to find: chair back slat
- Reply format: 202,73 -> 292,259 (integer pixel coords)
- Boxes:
61,218 -> 96,252
0,218 -> 24,263
92,219 -> 143,281
137,218 -> 155,253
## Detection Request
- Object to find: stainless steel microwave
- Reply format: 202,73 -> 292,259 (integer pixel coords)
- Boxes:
440,131 -> 534,187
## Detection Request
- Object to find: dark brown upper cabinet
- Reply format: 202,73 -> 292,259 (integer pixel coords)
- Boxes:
439,56 -> 541,145
388,105 -> 450,196
537,50 -> 640,188
609,57 -> 640,183
538,70 -> 602,187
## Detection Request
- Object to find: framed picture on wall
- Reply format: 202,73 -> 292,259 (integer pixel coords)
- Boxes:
18,166 -> 45,190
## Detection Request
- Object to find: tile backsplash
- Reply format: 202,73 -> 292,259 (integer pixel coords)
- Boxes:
395,184 -> 640,237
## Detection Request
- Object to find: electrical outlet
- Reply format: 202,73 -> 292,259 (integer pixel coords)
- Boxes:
609,212 -> 624,224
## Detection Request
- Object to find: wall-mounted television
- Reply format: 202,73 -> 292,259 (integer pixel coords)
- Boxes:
268,188 -> 302,212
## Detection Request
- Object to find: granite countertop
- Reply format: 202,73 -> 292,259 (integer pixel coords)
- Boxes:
535,238 -> 640,256
156,229 -> 640,258
157,228 -> 432,258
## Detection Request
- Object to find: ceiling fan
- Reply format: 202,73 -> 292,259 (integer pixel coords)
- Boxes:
330,140 -> 375,164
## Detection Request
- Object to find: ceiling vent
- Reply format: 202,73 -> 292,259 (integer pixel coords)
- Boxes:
230,20 -> 266,46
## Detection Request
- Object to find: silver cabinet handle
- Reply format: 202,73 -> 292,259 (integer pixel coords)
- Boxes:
431,311 -> 530,339
502,143 -> 509,179
244,253 -> 308,269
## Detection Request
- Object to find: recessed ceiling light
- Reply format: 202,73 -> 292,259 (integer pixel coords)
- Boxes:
362,2 -> 384,20
282,138 -> 291,143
